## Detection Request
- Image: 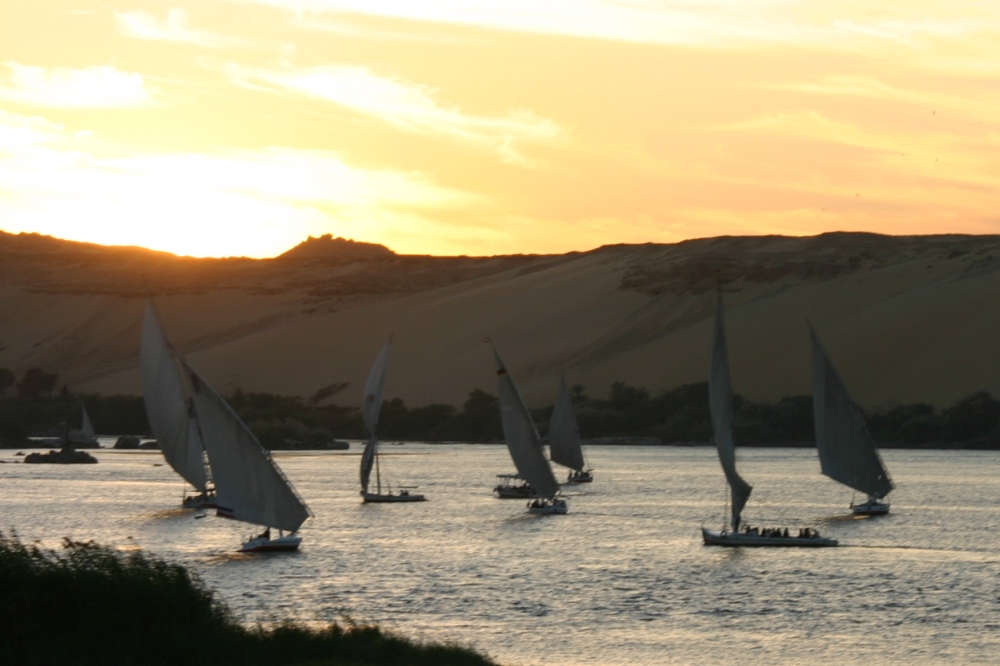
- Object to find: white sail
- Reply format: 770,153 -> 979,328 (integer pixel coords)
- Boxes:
493,346 -> 560,499
360,337 -> 392,493
709,294 -> 752,533
140,303 -> 208,493
549,373 -> 586,472
80,406 -> 96,439
184,361 -> 310,532
809,325 -> 894,499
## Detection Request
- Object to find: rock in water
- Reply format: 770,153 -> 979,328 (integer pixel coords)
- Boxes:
113,436 -> 140,449
24,447 -> 98,464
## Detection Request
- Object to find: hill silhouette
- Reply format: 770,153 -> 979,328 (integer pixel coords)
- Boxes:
277,234 -> 395,261
2,230 -> 1000,409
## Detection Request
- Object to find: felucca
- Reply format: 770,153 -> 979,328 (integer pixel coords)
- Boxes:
360,337 -> 426,503
142,302 -> 311,551
809,324 -> 894,516
492,344 -> 566,515
66,405 -> 99,448
185,362 -> 311,552
549,373 -> 592,483
701,294 -> 836,547
141,303 -> 216,509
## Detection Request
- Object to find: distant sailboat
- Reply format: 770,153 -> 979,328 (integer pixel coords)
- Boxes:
183,360 -> 311,552
549,373 -> 592,483
809,324 -> 894,516
492,344 -> 566,515
702,294 -> 836,547
66,405 -> 99,448
360,337 -> 426,503
141,303 -> 215,509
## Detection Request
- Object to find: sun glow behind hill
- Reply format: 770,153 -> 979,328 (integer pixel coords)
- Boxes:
1,1 -> 1000,257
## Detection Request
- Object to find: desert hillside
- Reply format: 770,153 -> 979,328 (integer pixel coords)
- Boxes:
1,231 -> 999,409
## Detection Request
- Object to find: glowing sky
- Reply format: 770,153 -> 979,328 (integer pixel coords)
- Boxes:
1,1 -> 999,257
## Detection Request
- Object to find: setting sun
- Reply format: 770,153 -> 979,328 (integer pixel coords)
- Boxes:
2,1 -> 999,256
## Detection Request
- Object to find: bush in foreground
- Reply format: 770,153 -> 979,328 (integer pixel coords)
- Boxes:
0,532 -> 497,666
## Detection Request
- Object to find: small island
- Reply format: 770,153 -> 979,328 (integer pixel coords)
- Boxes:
23,447 -> 98,464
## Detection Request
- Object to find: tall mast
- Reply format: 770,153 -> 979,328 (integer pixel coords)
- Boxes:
708,288 -> 753,533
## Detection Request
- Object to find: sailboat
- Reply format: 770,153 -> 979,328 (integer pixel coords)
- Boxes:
549,373 -> 592,483
701,294 -> 836,547
66,405 -> 99,448
492,344 -> 566,515
809,324 -> 894,516
360,337 -> 426,503
141,303 -> 216,509
183,360 -> 312,552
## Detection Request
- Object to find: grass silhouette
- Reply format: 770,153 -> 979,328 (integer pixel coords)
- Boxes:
0,531 -> 497,666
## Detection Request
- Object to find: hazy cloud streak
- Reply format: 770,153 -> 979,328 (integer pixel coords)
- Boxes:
115,8 -> 234,47
226,0 -> 1000,48
0,62 -> 152,108
228,64 -> 563,166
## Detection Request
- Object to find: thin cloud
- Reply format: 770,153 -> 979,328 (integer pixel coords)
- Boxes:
227,0 -> 1000,49
228,64 -> 564,166
114,8 -> 236,48
0,62 -> 152,109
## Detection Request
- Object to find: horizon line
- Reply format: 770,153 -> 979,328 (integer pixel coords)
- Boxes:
3,228 -> 997,262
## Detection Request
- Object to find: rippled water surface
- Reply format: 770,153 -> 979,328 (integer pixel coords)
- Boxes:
2,444 -> 999,665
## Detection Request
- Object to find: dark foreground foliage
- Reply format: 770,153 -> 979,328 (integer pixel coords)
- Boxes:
2,381 -> 999,449
0,532 -> 496,666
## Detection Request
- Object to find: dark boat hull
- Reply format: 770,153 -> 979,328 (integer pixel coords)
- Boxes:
702,528 -> 838,547
362,492 -> 427,503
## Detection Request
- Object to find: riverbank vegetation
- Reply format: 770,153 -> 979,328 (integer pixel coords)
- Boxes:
0,531 -> 496,666
1,366 -> 998,449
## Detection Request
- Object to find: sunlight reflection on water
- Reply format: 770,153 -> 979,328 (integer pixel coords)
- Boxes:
2,444 -> 999,665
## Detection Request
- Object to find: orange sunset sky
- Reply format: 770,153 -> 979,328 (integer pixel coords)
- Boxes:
1,1 -> 999,258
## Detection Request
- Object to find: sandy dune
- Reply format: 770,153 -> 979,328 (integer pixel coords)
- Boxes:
2,231 -> 999,409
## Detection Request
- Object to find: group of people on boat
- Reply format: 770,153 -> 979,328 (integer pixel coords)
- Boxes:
740,525 -> 821,539
528,498 -> 566,509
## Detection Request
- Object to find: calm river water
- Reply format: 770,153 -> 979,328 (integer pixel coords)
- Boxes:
1,444 -> 998,665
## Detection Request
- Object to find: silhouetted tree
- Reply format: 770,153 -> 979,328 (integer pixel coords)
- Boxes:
0,368 -> 14,397
437,389 -> 502,442
16,368 -> 58,399
942,391 -> 1000,441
